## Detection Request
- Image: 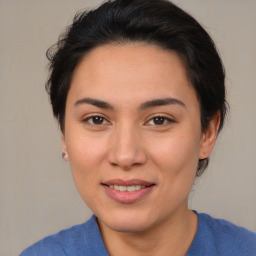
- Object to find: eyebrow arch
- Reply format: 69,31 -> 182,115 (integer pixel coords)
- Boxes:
74,97 -> 185,111
74,98 -> 114,109
139,98 -> 186,110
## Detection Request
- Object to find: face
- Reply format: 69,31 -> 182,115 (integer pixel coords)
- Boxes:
62,43 -> 218,233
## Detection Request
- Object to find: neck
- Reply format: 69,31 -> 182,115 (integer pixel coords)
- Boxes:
98,208 -> 197,256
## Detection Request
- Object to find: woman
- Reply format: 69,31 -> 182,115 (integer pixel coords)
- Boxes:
20,0 -> 256,255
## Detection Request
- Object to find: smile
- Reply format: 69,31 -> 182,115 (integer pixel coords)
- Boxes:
108,185 -> 147,192
102,179 -> 156,203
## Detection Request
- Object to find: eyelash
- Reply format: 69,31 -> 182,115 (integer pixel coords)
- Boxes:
82,115 -> 110,127
145,116 -> 174,126
82,115 -> 175,127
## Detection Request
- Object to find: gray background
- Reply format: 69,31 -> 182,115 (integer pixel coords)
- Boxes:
0,0 -> 255,255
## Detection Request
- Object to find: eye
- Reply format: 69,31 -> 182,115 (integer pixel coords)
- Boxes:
83,115 -> 109,126
146,116 -> 174,126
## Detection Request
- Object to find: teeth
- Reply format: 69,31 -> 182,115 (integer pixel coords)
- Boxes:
109,185 -> 147,192
127,186 -> 136,192
119,186 -> 126,192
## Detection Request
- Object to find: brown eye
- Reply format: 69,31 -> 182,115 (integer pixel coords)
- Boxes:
153,117 -> 165,125
83,116 -> 108,126
147,116 -> 173,126
91,116 -> 104,125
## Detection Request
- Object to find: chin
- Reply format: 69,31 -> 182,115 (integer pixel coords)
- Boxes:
107,220 -> 151,233
98,209 -> 157,233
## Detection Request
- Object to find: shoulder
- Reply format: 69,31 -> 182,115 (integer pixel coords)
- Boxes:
19,215 -> 106,256
189,211 -> 256,256
199,212 -> 256,244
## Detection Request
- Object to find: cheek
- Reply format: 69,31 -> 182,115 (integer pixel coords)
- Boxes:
67,129 -> 107,162
66,132 -> 108,189
148,132 -> 200,178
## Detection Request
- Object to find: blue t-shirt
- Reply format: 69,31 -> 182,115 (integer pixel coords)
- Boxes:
20,212 -> 256,256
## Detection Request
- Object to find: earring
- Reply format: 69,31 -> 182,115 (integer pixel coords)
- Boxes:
62,152 -> 69,161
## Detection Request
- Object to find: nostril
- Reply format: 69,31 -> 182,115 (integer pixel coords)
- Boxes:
107,135 -> 147,169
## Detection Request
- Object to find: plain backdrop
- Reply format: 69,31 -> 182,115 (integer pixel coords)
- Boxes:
0,0 -> 255,255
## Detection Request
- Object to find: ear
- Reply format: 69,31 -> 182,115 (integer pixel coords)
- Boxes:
199,112 -> 221,160
61,133 -> 69,161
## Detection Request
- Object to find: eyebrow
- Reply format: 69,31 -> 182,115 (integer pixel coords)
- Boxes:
139,98 -> 185,110
74,98 -> 114,109
74,97 -> 185,110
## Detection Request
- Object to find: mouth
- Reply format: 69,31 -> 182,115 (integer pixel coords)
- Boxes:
101,179 -> 156,203
102,184 -> 154,192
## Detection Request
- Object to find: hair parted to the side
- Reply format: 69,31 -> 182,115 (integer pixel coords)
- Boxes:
46,0 -> 228,176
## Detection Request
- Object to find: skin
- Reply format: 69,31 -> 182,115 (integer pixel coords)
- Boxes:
62,43 -> 220,255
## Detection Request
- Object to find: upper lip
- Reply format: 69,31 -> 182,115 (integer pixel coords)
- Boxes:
102,179 -> 155,187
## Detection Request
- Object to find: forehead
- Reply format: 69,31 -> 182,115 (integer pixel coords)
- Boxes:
68,43 -> 198,108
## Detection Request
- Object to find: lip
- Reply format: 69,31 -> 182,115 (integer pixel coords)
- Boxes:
102,179 -> 154,186
102,179 -> 156,204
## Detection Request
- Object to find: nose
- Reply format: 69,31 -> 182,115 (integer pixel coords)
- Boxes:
107,124 -> 147,170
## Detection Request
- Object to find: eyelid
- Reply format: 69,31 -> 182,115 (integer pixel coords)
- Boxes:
81,113 -> 175,127
82,114 -> 111,126
144,114 -> 176,126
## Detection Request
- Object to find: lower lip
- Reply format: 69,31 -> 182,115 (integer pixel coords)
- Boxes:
103,185 -> 155,204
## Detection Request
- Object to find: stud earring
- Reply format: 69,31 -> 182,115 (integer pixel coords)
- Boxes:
62,152 -> 69,161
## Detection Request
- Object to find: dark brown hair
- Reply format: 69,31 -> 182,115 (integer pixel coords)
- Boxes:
46,0 -> 227,176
